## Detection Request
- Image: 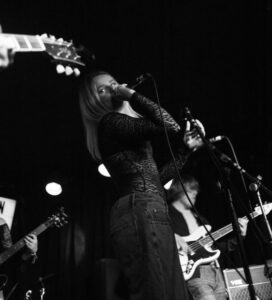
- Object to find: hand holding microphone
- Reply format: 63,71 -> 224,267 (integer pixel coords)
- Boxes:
183,119 -> 206,151
111,84 -> 136,102
111,73 -> 150,101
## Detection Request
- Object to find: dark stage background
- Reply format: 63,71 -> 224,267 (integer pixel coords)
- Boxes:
0,1 -> 272,299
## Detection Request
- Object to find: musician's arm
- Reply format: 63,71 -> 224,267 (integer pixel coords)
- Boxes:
21,234 -> 38,263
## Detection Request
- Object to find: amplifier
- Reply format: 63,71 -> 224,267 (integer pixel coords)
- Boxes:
223,265 -> 272,300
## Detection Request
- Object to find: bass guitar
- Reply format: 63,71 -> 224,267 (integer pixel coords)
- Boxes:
179,203 -> 272,281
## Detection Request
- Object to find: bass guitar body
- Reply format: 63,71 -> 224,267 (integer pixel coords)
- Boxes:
178,225 -> 221,281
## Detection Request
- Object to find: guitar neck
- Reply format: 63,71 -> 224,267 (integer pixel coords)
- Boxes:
1,33 -> 45,52
0,220 -> 51,265
200,210 -> 259,246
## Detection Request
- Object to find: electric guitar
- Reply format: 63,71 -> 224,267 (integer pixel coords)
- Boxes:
0,207 -> 68,289
179,203 -> 272,281
0,33 -> 86,76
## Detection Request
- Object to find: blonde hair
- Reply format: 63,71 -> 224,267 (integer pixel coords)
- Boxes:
79,71 -> 141,162
79,71 -> 113,161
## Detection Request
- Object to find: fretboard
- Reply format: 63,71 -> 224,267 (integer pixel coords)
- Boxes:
1,34 -> 45,52
199,210 -> 260,247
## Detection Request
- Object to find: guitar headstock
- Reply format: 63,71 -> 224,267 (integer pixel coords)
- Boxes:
0,33 -> 90,75
254,203 -> 272,217
40,34 -> 86,77
48,207 -> 68,228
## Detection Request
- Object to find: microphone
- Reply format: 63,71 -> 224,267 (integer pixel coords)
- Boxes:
209,136 -> 225,143
128,73 -> 151,89
249,175 -> 262,192
249,183 -> 259,192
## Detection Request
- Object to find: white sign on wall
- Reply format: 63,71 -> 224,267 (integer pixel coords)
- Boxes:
0,197 -> 16,229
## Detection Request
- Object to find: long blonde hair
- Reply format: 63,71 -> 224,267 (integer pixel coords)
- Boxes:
79,71 -> 113,161
79,71 -> 141,162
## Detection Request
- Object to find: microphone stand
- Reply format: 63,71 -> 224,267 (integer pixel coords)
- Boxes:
184,107 -> 258,300
207,143 -> 272,246
38,277 -> 46,300
250,176 -> 272,245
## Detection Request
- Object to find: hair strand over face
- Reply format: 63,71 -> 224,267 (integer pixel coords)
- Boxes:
79,71 -> 113,161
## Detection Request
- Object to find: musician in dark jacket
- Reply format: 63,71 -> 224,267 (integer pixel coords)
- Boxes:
0,217 -> 38,299
167,175 -> 248,300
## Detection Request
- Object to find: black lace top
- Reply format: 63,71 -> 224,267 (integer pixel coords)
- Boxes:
98,93 -> 190,199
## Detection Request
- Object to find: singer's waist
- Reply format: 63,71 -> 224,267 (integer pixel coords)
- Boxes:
106,170 -> 165,198
117,182 -> 166,199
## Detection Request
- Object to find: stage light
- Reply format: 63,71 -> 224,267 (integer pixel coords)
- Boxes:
164,179 -> 173,190
98,164 -> 110,177
45,182 -> 62,196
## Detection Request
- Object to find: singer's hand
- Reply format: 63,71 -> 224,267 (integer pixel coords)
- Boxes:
112,84 -> 135,102
183,120 -> 205,151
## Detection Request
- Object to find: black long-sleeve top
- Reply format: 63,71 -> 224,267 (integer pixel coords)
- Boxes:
98,93 -> 190,199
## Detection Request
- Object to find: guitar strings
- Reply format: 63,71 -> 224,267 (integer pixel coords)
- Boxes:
187,222 -> 237,252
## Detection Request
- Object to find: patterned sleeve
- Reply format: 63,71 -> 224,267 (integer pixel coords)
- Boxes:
99,112 -> 181,144
130,92 -> 181,133
129,93 -> 192,182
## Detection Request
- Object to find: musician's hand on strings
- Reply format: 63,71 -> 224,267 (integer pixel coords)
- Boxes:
24,234 -> 38,254
183,119 -> 205,151
238,217 -> 249,237
175,233 -> 190,253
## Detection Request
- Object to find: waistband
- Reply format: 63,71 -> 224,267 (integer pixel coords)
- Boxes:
113,192 -> 167,210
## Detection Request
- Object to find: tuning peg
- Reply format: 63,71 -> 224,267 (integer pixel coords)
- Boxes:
73,68 -> 81,77
65,66 -> 73,76
65,39 -> 73,47
40,33 -> 49,39
56,64 -> 65,74
49,34 -> 56,41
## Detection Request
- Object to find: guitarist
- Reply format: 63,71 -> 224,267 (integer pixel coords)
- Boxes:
0,217 -> 38,300
167,175 -> 249,300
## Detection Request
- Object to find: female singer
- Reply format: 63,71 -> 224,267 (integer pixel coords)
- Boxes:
79,71 -> 205,299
